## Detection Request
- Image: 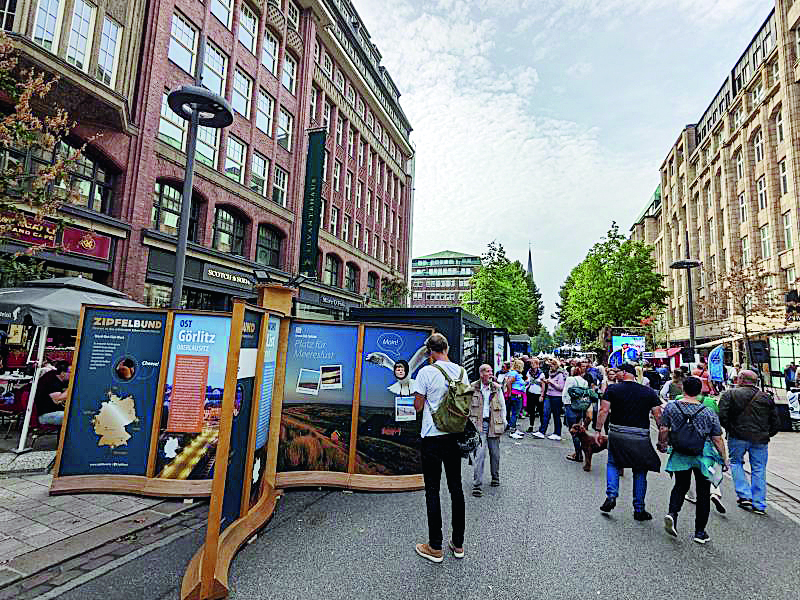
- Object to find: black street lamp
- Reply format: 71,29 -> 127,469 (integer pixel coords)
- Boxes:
670,230 -> 702,362
167,85 -> 233,308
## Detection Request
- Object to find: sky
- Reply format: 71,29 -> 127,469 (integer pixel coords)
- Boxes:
355,0 -> 775,329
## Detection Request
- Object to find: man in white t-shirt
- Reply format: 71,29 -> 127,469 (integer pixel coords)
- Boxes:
412,333 -> 469,564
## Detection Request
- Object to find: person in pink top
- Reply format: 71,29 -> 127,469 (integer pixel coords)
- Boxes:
693,361 -> 714,396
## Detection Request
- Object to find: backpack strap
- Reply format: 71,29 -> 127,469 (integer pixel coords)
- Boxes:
432,363 -> 453,384
676,401 -> 706,422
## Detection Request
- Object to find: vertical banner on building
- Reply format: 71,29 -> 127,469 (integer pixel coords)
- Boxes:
58,308 -> 167,477
250,315 -> 281,508
220,310 -> 262,532
356,326 -> 431,475
278,322 -> 359,472
298,129 -> 327,278
156,314 -> 232,480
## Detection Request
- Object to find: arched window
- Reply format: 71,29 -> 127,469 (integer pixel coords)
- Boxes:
152,182 -> 202,242
213,206 -> 246,255
345,263 -> 359,293
256,224 -> 282,267
735,150 -> 743,180
324,254 -> 341,287
367,272 -> 378,299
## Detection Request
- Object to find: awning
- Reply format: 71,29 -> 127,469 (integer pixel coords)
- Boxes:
696,335 -> 742,349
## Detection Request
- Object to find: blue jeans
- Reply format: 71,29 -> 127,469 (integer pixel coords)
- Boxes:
507,393 -> 522,430
606,450 -> 648,512
539,395 -> 563,436
564,405 -> 583,456
728,437 -> 769,511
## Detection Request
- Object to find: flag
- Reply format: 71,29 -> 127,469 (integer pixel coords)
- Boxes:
709,345 -> 725,382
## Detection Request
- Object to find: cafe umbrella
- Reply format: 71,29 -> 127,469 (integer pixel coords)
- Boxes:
0,276 -> 144,452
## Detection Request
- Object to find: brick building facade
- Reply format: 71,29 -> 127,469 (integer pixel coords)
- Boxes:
2,0 -> 414,319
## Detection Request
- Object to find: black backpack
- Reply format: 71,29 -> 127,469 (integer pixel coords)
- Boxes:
669,402 -> 709,456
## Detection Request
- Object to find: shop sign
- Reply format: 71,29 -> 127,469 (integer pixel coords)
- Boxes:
202,264 -> 253,289
62,226 -> 112,260
298,129 -> 327,277
0,213 -> 57,247
319,294 -> 346,309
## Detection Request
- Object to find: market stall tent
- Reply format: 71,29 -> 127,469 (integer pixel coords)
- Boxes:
0,277 -> 144,452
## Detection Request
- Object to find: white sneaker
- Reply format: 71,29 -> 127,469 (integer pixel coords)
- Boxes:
510,431 -> 524,439
547,434 -> 562,441
532,431 -> 545,439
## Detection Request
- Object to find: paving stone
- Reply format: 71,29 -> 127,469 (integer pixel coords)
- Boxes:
79,554 -> 117,571
20,530 -> 67,549
0,567 -> 22,586
14,523 -> 51,540
0,583 -> 22,600
21,582 -> 55,597
47,569 -> 83,586
28,509 -> 77,526
19,568 -> 58,589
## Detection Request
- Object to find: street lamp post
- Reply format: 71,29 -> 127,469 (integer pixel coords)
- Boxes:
166,85 -> 233,308
670,230 -> 701,362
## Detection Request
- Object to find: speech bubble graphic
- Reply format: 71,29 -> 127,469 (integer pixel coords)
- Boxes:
377,332 -> 404,358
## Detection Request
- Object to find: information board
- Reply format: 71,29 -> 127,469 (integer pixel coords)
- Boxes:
355,326 -> 430,475
251,315 -> 280,507
59,308 -> 167,477
278,322 -> 359,473
609,335 -> 645,367
156,314 -> 232,480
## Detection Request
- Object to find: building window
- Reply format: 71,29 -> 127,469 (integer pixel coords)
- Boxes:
752,81 -> 763,105
787,267 -> 796,290
333,160 -> 341,191
277,108 -> 293,151
96,17 -> 122,87
342,215 -> 350,242
346,86 -> 355,105
168,12 -> 197,74
196,125 -> 219,168
66,0 -> 96,72
368,152 -> 373,176
757,176 -> 767,210
239,3 -> 257,54
213,207 -> 246,255
286,0 -> 300,29
272,165 -> 288,207
282,54 -> 297,94
348,128 -> 354,156
345,263 -> 358,292
358,142 -> 365,167
211,0 -> 232,28
357,98 -> 365,117
363,229 -> 369,254
739,192 -> 747,222
322,150 -> 328,181
784,212 -> 793,251
232,70 -> 253,118
256,224 -> 281,267
225,135 -> 246,183
345,171 -> 352,201
366,190 -> 371,215
250,152 -> 269,196
735,151 -> 743,180
353,223 -> 360,248
33,0 -> 64,51
256,90 -> 274,135
754,130 -> 763,162
202,41 -> 227,96
336,118 -> 343,146
777,110 -> 784,143
780,159 -> 789,195
742,236 -> 750,264
262,29 -> 278,75
355,182 -> 362,207
310,87 -> 318,122
159,91 -> 186,149
330,206 -> 338,236
323,102 -> 331,132
367,272 -> 378,299
324,255 -> 341,287
151,182 -> 200,241
323,54 -> 332,75
0,0 -> 16,31
760,224 -> 771,259
334,70 -> 344,91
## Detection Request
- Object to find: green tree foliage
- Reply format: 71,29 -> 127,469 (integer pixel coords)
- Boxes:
375,277 -> 410,308
463,242 -> 544,334
556,223 -> 668,342
530,328 -> 554,354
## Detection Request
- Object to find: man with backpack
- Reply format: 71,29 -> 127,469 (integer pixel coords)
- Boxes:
718,369 -> 780,515
413,333 -> 470,563
658,377 -> 729,544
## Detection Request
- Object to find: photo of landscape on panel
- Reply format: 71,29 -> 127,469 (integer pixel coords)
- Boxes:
356,326 -> 430,475
277,322 -> 359,472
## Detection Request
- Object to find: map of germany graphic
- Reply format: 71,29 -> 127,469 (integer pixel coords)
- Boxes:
92,391 -> 138,448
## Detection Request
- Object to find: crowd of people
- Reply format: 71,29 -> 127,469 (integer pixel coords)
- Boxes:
412,335 -> 781,563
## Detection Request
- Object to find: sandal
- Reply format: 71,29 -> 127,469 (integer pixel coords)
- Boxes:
565,454 -> 583,462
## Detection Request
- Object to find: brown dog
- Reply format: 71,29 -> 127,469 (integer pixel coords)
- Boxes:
569,423 -> 608,472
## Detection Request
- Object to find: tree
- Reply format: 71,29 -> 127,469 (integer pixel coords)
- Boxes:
0,32 -> 82,285
375,277 -> 409,308
556,223 -> 668,344
696,259 -> 782,367
530,328 -> 554,354
462,242 -> 538,333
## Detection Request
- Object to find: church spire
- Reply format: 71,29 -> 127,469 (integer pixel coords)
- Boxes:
527,243 -> 534,279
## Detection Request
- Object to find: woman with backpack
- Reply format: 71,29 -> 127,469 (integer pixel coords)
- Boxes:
657,376 -> 730,545
505,359 -> 526,438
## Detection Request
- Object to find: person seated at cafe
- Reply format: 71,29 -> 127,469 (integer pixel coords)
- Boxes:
34,361 -> 70,426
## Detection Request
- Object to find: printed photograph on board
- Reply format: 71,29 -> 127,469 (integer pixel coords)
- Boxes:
355,326 -> 431,476
278,323 -> 359,473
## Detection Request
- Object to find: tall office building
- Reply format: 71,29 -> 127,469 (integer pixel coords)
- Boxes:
410,250 -> 480,308
630,0 -> 800,378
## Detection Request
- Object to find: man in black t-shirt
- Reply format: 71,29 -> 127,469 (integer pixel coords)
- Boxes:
34,361 -> 70,426
596,363 -> 662,520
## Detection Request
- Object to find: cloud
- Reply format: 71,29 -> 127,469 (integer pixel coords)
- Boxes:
566,62 -> 593,77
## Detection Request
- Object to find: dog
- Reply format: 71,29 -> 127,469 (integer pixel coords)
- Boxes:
569,423 -> 608,472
